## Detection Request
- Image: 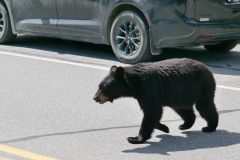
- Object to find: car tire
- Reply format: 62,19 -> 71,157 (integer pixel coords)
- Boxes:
204,40 -> 238,53
110,11 -> 152,64
0,2 -> 16,44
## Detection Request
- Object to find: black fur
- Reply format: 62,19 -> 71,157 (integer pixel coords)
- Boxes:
94,58 -> 219,144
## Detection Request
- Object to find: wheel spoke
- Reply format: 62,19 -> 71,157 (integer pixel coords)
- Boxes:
123,23 -> 128,33
131,36 -> 141,40
130,26 -> 138,35
129,22 -> 133,32
0,13 -> 4,23
129,43 -> 134,54
0,13 -> 3,20
119,26 -> 126,34
131,40 -> 140,48
124,43 -> 129,55
0,13 -> 4,32
116,36 -> 126,40
118,40 -> 126,48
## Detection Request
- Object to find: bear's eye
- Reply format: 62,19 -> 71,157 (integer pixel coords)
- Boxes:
99,83 -> 107,89
101,84 -> 108,91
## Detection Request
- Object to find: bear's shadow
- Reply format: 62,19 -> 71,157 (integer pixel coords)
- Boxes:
123,130 -> 240,155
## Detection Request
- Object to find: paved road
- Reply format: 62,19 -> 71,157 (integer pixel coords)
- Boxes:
0,36 -> 240,160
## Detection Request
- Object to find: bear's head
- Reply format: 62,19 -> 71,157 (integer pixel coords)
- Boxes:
94,65 -> 129,104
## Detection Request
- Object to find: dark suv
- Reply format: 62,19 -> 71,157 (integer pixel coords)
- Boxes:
0,0 -> 240,64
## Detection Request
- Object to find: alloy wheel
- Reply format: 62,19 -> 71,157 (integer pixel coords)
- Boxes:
114,21 -> 143,56
0,10 -> 5,37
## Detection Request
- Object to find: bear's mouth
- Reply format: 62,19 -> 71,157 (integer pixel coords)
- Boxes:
98,98 -> 109,104
95,96 -> 109,104
94,89 -> 109,104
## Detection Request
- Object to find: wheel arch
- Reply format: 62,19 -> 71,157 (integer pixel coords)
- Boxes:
0,0 -> 17,34
105,3 -> 151,44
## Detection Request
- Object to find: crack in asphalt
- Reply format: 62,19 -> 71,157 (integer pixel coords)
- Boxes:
1,108 -> 239,144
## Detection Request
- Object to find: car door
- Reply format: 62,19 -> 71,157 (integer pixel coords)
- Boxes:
195,0 -> 240,24
11,0 -> 57,34
150,0 -> 197,48
56,0 -> 109,38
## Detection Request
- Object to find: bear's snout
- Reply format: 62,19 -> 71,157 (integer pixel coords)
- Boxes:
94,89 -> 109,104
93,95 -> 99,102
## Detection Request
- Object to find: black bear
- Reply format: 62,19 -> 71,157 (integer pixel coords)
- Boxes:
94,58 -> 219,144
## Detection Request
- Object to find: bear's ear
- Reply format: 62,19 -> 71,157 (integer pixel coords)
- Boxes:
110,65 -> 117,73
110,66 -> 124,78
115,67 -> 124,79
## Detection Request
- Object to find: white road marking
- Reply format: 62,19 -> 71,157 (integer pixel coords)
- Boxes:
0,50 -> 109,71
0,50 -> 240,92
217,85 -> 240,91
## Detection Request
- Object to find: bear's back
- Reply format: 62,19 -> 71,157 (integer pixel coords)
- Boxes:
133,58 -> 209,75
125,58 -> 215,107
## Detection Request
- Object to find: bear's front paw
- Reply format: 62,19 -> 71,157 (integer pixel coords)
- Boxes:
127,136 -> 146,144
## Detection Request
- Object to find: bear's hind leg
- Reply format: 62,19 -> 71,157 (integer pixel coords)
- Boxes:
195,100 -> 218,132
155,122 -> 169,133
174,108 -> 196,130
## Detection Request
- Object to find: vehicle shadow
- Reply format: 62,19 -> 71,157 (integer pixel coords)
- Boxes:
122,130 -> 240,155
158,47 -> 240,75
3,36 -> 240,75
7,35 -> 117,61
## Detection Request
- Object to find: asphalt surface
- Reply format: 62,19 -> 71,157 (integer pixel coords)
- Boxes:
0,36 -> 240,160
